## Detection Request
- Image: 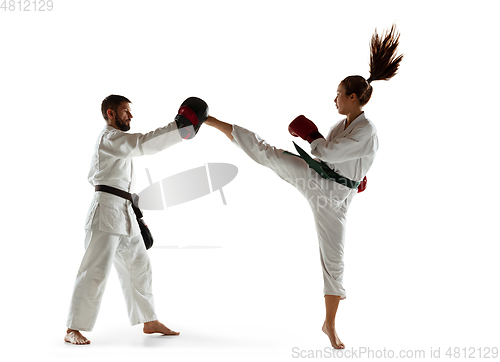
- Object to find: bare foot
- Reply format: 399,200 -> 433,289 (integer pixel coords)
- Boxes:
143,320 -> 180,336
64,329 -> 91,345
322,321 -> 345,349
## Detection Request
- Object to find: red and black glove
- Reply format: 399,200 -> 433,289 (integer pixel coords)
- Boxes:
175,97 -> 209,139
288,115 -> 324,143
357,176 -> 367,193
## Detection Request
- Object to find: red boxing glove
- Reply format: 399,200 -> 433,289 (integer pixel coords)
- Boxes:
357,176 -> 367,193
288,115 -> 324,143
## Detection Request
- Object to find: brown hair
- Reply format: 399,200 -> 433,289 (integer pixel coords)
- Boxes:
101,94 -> 132,121
341,24 -> 403,106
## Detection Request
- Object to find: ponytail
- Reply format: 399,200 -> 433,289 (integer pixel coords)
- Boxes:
341,24 -> 403,106
367,24 -> 403,83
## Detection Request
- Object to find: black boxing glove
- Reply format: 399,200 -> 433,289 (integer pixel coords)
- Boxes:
175,97 -> 209,139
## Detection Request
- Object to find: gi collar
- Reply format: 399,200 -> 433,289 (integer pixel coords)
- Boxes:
344,112 -> 367,131
104,124 -> 120,132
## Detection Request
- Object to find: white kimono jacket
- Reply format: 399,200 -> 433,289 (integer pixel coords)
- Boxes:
309,112 -> 378,206
84,122 -> 182,236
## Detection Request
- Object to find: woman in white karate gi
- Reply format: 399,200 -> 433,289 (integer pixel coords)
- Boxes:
205,26 -> 403,349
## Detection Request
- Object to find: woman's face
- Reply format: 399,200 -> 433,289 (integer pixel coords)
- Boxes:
334,84 -> 351,115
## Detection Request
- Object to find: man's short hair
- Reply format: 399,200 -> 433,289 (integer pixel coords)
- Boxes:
101,95 -> 132,121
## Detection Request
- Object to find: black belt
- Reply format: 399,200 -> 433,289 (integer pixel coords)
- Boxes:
95,185 -> 154,250
94,185 -> 143,219
283,142 -> 360,189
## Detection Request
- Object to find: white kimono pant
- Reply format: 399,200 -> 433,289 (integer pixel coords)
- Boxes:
66,205 -> 157,331
232,125 -> 356,299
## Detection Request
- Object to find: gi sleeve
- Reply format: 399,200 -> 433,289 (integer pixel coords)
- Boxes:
100,121 -> 182,159
310,125 -> 378,163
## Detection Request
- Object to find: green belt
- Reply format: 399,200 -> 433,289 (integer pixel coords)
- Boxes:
283,142 -> 361,189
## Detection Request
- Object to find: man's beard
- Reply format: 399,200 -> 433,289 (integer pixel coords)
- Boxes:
116,115 -> 130,131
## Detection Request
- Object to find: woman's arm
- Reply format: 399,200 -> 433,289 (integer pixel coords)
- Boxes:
204,116 -> 234,141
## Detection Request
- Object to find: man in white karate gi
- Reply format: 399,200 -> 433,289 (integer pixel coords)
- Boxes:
65,95 -> 183,345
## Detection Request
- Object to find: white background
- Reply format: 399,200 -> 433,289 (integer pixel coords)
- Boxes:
1,0 -> 499,361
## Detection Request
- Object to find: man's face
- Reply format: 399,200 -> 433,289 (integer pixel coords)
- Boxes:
111,102 -> 133,131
